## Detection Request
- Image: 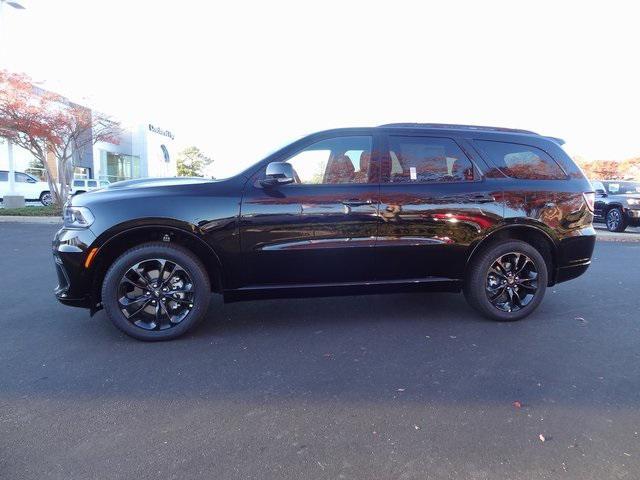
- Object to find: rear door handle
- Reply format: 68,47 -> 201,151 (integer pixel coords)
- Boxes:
466,194 -> 495,203
341,199 -> 374,207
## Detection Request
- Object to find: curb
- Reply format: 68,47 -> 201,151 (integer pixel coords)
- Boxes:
0,216 -> 62,224
596,233 -> 640,243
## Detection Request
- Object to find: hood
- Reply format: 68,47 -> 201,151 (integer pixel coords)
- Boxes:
103,176 -> 216,190
70,176 -> 222,207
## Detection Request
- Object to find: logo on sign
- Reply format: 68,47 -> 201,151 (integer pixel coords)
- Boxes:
148,124 -> 174,140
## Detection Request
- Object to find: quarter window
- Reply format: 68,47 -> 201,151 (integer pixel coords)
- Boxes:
283,136 -> 373,184
73,180 -> 84,187
385,136 -> 475,183
474,140 -> 565,180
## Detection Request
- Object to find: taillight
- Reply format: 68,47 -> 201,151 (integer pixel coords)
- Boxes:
583,192 -> 595,212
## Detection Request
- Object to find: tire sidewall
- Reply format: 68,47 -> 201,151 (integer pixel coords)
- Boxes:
102,243 -> 211,341
465,240 -> 548,322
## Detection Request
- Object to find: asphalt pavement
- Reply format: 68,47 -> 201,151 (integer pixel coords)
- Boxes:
1,223 -> 639,480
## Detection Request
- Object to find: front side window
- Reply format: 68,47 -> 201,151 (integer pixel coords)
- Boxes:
474,140 -> 566,180
385,136 -> 475,183
15,173 -> 33,183
283,136 -> 373,184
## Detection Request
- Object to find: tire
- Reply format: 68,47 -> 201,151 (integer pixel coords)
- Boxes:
605,207 -> 627,232
101,242 -> 211,341
464,240 -> 548,322
40,191 -> 53,206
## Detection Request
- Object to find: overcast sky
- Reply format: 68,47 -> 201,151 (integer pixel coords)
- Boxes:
2,0 -> 638,177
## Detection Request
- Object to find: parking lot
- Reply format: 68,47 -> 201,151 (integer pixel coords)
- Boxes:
1,222 -> 639,480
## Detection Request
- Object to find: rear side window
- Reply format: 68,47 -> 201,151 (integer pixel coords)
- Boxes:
474,140 -> 566,180
88,180 -> 97,187
385,136 -> 475,183
0,172 -> 7,181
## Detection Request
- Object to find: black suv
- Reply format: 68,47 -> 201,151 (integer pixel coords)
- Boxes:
591,180 -> 640,232
53,124 -> 596,341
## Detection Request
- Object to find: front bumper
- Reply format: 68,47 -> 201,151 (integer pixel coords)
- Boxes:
625,208 -> 640,226
52,227 -> 97,309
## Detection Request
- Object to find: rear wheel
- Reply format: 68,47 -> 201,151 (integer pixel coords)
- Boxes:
40,191 -> 53,206
464,240 -> 548,321
102,242 -> 211,341
605,207 -> 627,232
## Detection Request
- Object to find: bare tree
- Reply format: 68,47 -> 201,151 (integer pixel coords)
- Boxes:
0,70 -> 122,206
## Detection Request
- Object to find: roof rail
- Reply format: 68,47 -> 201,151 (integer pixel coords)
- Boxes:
378,123 -> 539,135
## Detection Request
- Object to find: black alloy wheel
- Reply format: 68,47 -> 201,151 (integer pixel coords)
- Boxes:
102,242 -> 211,341
606,207 -> 627,232
486,252 -> 538,313
464,239 -> 547,321
118,258 -> 195,331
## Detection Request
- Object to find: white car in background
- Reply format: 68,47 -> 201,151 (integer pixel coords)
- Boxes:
70,178 -> 110,196
0,170 -> 53,206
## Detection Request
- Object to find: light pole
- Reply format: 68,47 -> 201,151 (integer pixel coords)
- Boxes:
0,0 -> 25,207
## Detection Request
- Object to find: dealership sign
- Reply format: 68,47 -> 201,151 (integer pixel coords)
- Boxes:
148,124 -> 175,140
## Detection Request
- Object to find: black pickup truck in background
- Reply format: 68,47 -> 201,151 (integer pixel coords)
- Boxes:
591,180 -> 640,232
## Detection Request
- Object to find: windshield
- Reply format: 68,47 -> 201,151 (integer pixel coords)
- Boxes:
604,181 -> 640,194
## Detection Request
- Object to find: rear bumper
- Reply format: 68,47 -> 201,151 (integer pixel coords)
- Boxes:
554,227 -> 596,284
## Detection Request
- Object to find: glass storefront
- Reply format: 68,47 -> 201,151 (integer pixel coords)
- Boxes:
99,151 -> 141,182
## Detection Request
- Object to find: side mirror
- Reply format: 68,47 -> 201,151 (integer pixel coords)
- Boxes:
595,189 -> 607,197
260,162 -> 295,187
27,178 -> 36,184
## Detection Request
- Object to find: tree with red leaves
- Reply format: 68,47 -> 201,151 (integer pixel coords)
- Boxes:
0,70 -> 121,206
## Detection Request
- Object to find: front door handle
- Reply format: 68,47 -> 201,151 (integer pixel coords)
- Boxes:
341,199 -> 374,207
466,194 -> 495,203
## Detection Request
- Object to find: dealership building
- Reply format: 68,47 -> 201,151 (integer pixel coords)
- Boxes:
88,123 -> 177,183
1,119 -> 177,183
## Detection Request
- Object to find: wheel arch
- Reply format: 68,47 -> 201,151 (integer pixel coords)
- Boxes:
604,202 -> 624,213
89,224 -> 224,309
465,223 -> 559,286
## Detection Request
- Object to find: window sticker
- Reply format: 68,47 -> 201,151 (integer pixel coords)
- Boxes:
410,167 -> 417,180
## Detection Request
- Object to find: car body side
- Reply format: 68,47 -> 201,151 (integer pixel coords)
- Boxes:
53,127 -> 596,313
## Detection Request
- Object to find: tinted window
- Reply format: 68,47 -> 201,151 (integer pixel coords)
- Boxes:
0,172 -> 7,181
474,140 -> 565,180
284,136 -> 373,184
385,136 -> 474,183
73,180 -> 84,187
87,180 -> 97,187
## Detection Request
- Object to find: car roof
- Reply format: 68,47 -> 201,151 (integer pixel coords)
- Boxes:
306,124 -> 565,146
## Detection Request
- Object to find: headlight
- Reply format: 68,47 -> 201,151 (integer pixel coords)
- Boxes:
63,206 -> 95,228
628,198 -> 640,207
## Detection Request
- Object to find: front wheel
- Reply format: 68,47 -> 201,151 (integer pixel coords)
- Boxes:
606,207 -> 627,232
464,240 -> 548,322
102,242 -> 211,341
